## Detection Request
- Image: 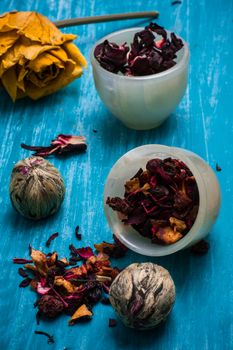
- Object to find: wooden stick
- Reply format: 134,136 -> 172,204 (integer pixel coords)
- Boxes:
54,11 -> 159,28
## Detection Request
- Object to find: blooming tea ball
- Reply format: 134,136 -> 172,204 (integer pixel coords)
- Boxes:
10,157 -> 65,220
109,262 -> 175,329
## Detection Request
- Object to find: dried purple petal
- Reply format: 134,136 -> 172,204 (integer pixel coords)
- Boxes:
45,232 -> 59,247
77,247 -> 94,260
34,331 -> 55,344
86,286 -> 102,304
109,318 -> 117,327
94,22 -> 183,77
146,22 -> 167,39
75,226 -> 82,240
13,258 -> 33,264
69,244 -> 78,256
18,268 -> 28,278
106,197 -> 132,215
19,277 -> 32,288
94,40 -> 129,73
21,134 -> 87,158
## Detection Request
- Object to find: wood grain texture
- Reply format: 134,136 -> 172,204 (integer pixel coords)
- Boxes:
0,0 -> 232,349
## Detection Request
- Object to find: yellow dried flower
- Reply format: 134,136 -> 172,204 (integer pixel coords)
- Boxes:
0,11 -> 87,101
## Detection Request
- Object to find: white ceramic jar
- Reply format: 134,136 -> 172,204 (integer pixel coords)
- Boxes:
91,28 -> 189,130
104,145 -> 221,256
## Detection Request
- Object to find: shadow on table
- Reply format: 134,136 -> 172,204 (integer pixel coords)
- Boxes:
111,312 -> 174,349
4,202 -> 65,233
98,110 -> 179,148
0,86 -> 80,118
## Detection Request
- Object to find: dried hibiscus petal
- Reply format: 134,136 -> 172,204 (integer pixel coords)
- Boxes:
77,247 -> 94,260
19,277 -> 32,288
21,134 -> 87,158
94,22 -> 183,76
34,330 -> 55,344
13,258 -> 33,264
75,226 -> 82,240
18,268 -> 28,278
45,232 -> 59,247
94,40 -> 129,73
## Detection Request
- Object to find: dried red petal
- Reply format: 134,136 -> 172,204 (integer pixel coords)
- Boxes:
21,134 -> 87,157
19,277 -> 32,288
94,22 -> 183,77
75,226 -> 82,240
94,40 -> 129,73
45,232 -> 59,247
77,247 -> 94,260
18,268 -> 28,278
13,258 -> 33,264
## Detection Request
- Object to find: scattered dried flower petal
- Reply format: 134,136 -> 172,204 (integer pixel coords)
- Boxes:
34,330 -> 55,344
13,258 -> 33,264
77,247 -> 94,260
19,277 -> 32,288
69,304 -> 92,325
21,134 -> 87,157
46,232 -> 59,247
54,276 -> 75,294
75,225 -> 82,240
31,248 -> 48,276
18,267 -> 28,278
13,235 -> 124,328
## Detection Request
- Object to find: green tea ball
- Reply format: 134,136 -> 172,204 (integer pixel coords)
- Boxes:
9,156 -> 65,220
109,262 -> 175,330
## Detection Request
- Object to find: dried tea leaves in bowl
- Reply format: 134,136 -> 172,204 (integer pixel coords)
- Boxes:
94,22 -> 184,76
107,158 -> 199,245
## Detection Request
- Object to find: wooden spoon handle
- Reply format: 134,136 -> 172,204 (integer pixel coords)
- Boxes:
54,11 -> 159,28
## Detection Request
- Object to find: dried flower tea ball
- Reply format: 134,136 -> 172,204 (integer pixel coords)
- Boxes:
10,157 -> 65,220
109,262 -> 175,329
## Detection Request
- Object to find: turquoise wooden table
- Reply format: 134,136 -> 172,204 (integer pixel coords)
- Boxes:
0,0 -> 232,349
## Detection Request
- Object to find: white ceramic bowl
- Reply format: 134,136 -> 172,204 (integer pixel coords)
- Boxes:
104,145 -> 221,256
91,28 -> 189,130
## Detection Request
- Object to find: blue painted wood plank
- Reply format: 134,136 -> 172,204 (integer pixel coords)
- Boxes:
0,0 -> 232,349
